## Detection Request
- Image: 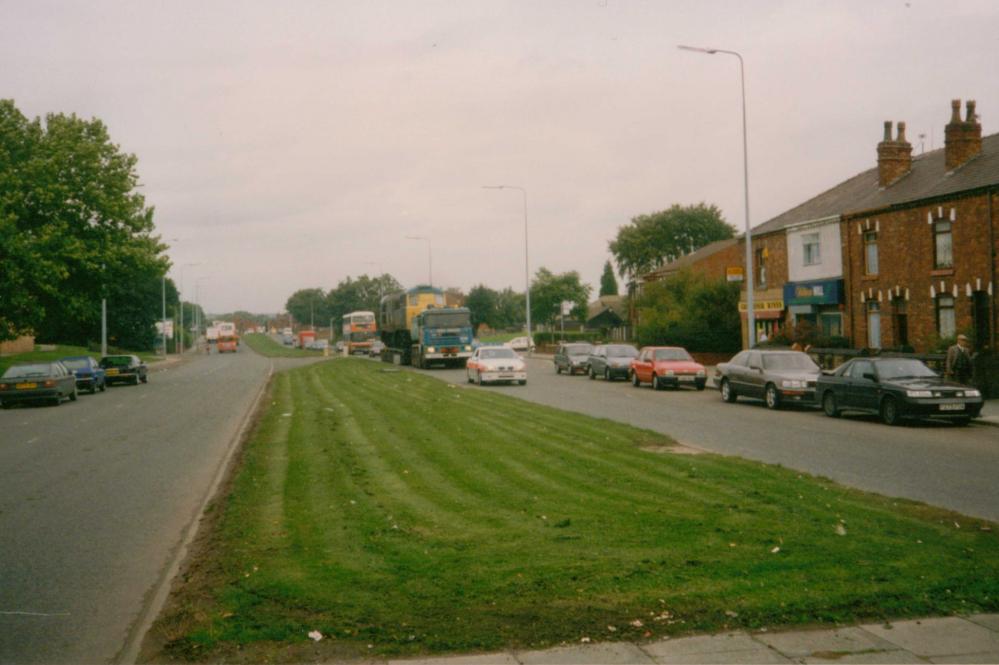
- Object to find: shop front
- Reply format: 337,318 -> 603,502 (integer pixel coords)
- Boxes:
783,278 -> 844,338
738,288 -> 785,347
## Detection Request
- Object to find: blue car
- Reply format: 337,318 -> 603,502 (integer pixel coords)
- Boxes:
59,356 -> 107,394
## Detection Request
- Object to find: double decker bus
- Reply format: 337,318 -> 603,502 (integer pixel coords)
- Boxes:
342,311 -> 377,354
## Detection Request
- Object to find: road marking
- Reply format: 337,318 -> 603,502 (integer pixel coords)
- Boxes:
25,437 -> 38,445
0,610 -> 71,617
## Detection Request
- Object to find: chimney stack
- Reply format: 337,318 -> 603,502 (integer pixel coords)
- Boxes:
877,119 -> 913,187
945,99 -> 982,171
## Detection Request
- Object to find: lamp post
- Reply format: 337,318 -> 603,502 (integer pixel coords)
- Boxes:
195,276 -> 210,349
678,45 -> 756,347
176,262 -> 200,354
483,185 -> 531,343
405,236 -> 433,287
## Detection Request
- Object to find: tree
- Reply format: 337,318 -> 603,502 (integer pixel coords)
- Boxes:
285,288 -> 327,327
635,269 -> 741,353
530,268 -> 592,328
0,99 -> 165,346
609,203 -> 735,281
494,288 -> 525,330
324,273 -> 402,323
465,285 -> 499,332
599,260 -> 618,296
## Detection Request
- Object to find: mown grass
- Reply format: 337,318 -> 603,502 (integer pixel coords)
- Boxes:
241,333 -> 324,358
151,358 -> 999,662
478,331 -> 522,344
0,344 -> 160,375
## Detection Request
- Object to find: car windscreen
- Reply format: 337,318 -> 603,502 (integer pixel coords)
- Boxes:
2,363 -> 55,379
100,356 -> 132,367
423,311 -> 471,328
60,358 -> 91,370
763,353 -> 818,371
606,345 -> 638,358
480,348 -> 517,360
876,359 -> 938,380
566,344 -> 593,356
653,348 -> 692,361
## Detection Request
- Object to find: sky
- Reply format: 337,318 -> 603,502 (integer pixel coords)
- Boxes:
3,0 -> 998,314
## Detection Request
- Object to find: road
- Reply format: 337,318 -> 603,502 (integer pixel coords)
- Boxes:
0,347 -> 318,664
408,355 -> 999,523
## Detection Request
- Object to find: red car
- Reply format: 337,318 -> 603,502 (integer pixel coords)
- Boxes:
630,346 -> 707,391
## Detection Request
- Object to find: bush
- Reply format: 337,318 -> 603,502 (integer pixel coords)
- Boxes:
534,331 -> 603,345
635,270 -> 741,353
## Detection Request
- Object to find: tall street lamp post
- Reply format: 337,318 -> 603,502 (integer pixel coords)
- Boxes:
177,262 -> 200,354
405,236 -> 433,287
678,45 -> 756,347
483,185 -> 531,343
195,276 -> 210,348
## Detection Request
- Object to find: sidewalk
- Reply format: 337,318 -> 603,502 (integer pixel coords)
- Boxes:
384,614 -> 999,664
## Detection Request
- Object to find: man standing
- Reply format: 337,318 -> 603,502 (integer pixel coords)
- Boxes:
945,334 -> 973,385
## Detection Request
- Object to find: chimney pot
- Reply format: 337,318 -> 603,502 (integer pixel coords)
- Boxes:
945,98 -> 983,171
883,120 -> 892,142
966,100 -> 977,122
896,121 -> 907,143
951,99 -> 962,123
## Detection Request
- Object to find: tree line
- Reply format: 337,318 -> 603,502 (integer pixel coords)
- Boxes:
0,100 -> 175,350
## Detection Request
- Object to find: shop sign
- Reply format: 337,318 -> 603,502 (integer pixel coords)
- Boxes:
726,266 -> 744,282
738,299 -> 784,312
783,279 -> 843,306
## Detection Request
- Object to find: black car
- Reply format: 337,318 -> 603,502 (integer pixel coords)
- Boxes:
554,342 -> 594,375
100,355 -> 148,386
60,355 -> 107,394
0,361 -> 78,407
816,357 -> 983,426
587,344 -> 638,381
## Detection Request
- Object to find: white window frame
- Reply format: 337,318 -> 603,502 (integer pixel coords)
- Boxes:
802,232 -> 821,266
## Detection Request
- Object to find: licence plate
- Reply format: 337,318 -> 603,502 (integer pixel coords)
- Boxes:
679,375 -> 695,381
106,369 -> 119,376
939,403 -> 965,412
16,382 -> 37,390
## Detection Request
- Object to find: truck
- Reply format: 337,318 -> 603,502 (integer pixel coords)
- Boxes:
299,330 -> 316,349
379,285 -> 474,368
205,326 -> 219,344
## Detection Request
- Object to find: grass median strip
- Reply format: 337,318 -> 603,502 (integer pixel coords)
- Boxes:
241,332 -> 325,358
149,358 -> 999,661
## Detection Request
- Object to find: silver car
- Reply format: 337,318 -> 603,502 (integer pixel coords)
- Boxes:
587,344 -> 638,381
716,349 -> 820,409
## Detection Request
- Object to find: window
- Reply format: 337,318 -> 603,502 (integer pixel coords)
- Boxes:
864,231 -> 879,275
892,298 -> 908,347
756,248 -> 766,287
867,301 -> 881,348
820,312 -> 842,337
803,233 -> 821,265
934,220 -> 953,269
937,295 -> 956,339
850,360 -> 875,380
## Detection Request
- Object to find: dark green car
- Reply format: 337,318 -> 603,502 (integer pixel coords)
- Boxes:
0,362 -> 78,407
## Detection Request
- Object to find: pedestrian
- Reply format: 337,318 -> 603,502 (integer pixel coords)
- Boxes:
945,334 -> 973,385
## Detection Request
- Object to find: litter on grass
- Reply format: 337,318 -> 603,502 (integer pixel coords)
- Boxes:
308,630 -> 323,642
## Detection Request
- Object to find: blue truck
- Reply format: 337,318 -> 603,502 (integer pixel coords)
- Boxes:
379,286 -> 474,368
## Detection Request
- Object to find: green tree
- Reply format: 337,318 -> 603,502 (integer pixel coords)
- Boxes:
635,269 -> 741,353
599,260 -> 618,296
465,284 -> 499,332
530,268 -> 592,328
285,288 -> 327,327
609,203 -> 734,280
495,288 -> 526,330
325,273 -> 402,323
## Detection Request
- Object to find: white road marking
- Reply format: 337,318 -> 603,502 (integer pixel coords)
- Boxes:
0,610 -> 71,617
25,437 -> 38,444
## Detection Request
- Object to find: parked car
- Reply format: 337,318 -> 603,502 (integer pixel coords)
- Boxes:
282,334 -> 294,346
630,346 -> 706,390
554,342 -> 594,375
368,340 -> 386,357
100,355 -> 148,386
716,349 -> 820,408
335,340 -> 346,353
311,339 -> 329,351
0,361 -> 78,407
505,336 -> 536,353
59,355 -> 106,393
466,346 -> 527,385
587,344 -> 638,381
816,356 -> 983,426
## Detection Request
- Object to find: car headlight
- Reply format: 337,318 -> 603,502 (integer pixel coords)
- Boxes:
665,370 -> 675,376
906,390 -> 933,398
696,369 -> 706,377
781,380 -> 806,388
427,346 -> 436,353
963,389 -> 981,397
463,345 -> 471,351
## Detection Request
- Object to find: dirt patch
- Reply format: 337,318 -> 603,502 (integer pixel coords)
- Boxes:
640,444 -> 705,455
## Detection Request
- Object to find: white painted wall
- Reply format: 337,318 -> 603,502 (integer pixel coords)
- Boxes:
787,220 -> 842,282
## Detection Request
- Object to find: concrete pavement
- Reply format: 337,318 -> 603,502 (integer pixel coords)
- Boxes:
385,614 -> 999,664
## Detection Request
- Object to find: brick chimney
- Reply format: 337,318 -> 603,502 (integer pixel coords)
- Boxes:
877,120 -> 912,187
945,99 -> 982,171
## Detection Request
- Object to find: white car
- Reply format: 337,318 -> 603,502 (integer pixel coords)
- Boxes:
505,336 -> 535,353
466,346 -> 527,386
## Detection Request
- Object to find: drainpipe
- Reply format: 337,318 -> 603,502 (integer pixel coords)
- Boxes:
989,187 -> 997,350
845,217 -> 855,349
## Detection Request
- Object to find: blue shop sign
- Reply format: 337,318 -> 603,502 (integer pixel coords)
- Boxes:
783,278 -> 843,306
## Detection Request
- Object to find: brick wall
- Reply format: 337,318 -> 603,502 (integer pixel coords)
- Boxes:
843,191 -> 997,352
0,335 -> 35,356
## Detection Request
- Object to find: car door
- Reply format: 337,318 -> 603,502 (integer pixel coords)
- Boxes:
637,350 -> 655,382
741,351 -> 766,398
845,360 -> 878,411
467,349 -> 480,378
594,347 -> 606,375
555,344 -> 566,371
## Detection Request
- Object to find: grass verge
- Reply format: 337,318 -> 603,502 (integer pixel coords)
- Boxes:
0,344 -> 160,374
478,331 -> 522,344
148,358 -> 999,662
241,333 -> 324,358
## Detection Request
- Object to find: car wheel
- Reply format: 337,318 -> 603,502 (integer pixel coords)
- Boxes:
141,374 -> 148,384
69,388 -> 77,402
696,383 -> 705,391
822,391 -> 840,417
652,374 -> 662,390
467,371 -> 473,384
555,364 -> 561,374
880,396 -> 901,426
953,416 -> 971,427
99,381 -> 106,392
720,378 -> 737,403
476,370 -> 483,386
518,379 -> 527,386
765,383 -> 781,410
90,383 -> 97,394
589,366 -> 596,380
51,396 -> 61,406
631,371 -> 640,387
133,375 -> 140,386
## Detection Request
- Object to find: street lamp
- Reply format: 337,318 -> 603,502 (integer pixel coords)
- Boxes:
677,45 -> 756,347
176,262 -> 201,354
195,276 -> 210,347
483,185 -> 531,344
405,236 -> 432,287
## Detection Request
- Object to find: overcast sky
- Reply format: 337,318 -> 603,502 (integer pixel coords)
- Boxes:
3,1 -> 997,314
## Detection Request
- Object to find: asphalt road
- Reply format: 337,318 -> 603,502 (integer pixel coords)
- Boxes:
0,347 -> 319,664
407,355 -> 999,523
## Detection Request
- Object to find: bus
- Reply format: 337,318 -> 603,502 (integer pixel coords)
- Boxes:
342,311 -> 377,354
